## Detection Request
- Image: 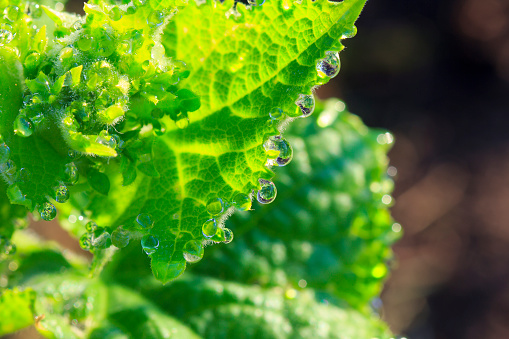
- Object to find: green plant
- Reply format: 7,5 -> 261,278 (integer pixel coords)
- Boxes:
0,0 -> 399,337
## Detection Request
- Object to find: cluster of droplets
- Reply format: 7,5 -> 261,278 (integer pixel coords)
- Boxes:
79,221 -> 131,251
253,28 -> 356,206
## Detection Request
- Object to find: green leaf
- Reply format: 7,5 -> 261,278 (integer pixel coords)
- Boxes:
84,0 -> 367,284
104,99 -> 395,336
193,99 -> 398,309
139,275 -> 391,339
0,288 -> 35,336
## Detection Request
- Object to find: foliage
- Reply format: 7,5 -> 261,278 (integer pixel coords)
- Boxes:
1,101 -> 396,338
0,0 -> 399,337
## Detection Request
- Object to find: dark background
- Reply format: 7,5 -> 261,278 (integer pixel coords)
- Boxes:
318,0 -> 509,338
45,0 -> 509,338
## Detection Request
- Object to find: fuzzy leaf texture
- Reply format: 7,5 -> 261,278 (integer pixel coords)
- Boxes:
0,100 -> 394,338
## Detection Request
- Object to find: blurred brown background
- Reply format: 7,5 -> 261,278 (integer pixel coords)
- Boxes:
318,0 -> 509,338
29,0 -> 509,338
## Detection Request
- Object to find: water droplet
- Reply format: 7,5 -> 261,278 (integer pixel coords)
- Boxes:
0,144 -> 10,164
4,5 -> 21,22
316,51 -> 340,78
269,107 -> 283,120
202,219 -> 217,238
136,213 -> 154,229
211,227 -> 225,243
19,168 -> 31,181
0,29 -> 13,45
79,234 -> 91,250
39,202 -> 57,221
117,40 -> 132,55
30,3 -> 42,18
206,198 -> 224,216
295,94 -> 315,118
86,221 -> 98,232
108,6 -> 123,21
55,185 -> 69,203
175,116 -> 189,129
257,179 -> 277,204
111,226 -> 130,248
63,163 -> 79,185
13,116 -> 34,137
223,228 -> 233,244
77,36 -> 94,51
247,0 -> 265,6
96,130 -> 116,149
148,10 -> 164,27
141,235 -> 159,255
183,240 -> 204,263
341,26 -> 357,39
232,193 -> 251,211
265,136 -> 293,166
91,229 -> 112,249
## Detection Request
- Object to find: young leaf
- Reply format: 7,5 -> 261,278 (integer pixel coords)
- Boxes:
82,0 -> 368,284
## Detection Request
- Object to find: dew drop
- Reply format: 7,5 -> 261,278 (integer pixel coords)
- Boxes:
232,193 -> 251,211
257,179 -> 277,204
96,130 -> 116,149
85,221 -> 98,232
223,228 -> 233,244
183,240 -> 204,263
341,26 -> 357,39
247,0 -> 265,5
175,116 -> 189,129
4,5 -> 21,22
0,29 -> 13,45
211,227 -> 225,243
77,36 -> 94,51
148,10 -> 164,27
136,213 -> 154,229
63,163 -> 79,185
39,202 -> 57,221
108,6 -> 123,21
79,234 -> 91,250
91,229 -> 112,249
316,51 -> 340,79
295,94 -> 315,118
55,185 -> 69,203
269,107 -> 283,120
206,198 -> 224,216
117,40 -> 132,55
30,3 -> 42,18
111,226 -> 130,248
0,144 -> 10,164
265,136 -> 293,166
13,116 -> 34,137
141,235 -> 159,255
202,219 -> 217,238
